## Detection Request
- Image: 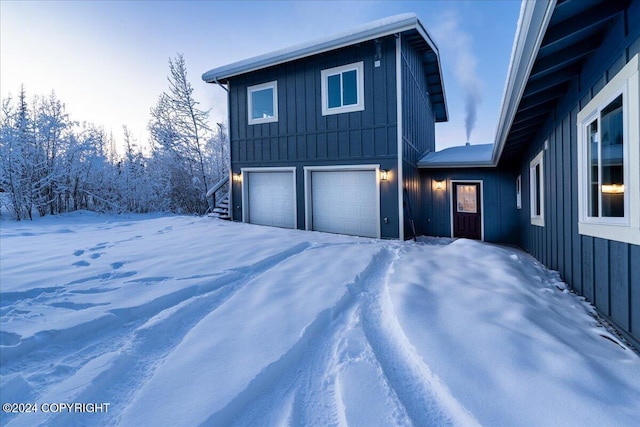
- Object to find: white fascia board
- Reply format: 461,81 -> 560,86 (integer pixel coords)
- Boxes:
491,0 -> 556,165
202,14 -> 420,83
418,162 -> 495,169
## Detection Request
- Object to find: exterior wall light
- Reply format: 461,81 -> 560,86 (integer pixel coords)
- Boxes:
380,169 -> 389,181
435,180 -> 445,191
233,172 -> 242,183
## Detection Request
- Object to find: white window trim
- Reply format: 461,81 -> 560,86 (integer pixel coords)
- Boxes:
320,62 -> 365,116
247,81 -> 278,125
240,167 -> 296,227
577,54 -> 639,245
530,149 -> 545,227
303,164 -> 381,238
516,174 -> 522,209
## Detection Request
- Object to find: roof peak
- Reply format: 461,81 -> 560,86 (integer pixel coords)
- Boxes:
202,13 -> 424,83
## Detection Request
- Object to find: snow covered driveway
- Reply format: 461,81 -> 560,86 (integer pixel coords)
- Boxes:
1,213 -> 639,426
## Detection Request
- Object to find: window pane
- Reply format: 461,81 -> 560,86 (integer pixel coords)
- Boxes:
456,185 -> 477,213
600,94 -> 624,217
342,70 -> 358,106
535,164 -> 541,216
251,88 -> 274,120
588,120 -> 599,217
327,74 -> 341,108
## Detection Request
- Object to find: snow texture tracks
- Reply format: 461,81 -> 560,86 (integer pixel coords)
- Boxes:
203,246 -> 477,427
2,242 -> 313,427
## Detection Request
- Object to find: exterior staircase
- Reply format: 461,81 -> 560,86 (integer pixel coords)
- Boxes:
209,193 -> 231,220
206,176 -> 231,220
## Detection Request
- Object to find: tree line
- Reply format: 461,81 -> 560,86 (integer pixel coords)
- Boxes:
0,54 -> 229,220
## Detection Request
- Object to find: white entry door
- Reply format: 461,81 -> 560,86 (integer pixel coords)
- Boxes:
310,170 -> 378,237
246,170 -> 295,228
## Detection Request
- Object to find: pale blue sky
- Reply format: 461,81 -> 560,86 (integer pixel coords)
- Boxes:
1,0 -> 521,152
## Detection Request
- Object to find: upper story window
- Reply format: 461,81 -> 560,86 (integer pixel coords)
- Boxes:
248,81 -> 278,125
577,54 -> 639,245
529,149 -> 545,227
321,62 -> 364,116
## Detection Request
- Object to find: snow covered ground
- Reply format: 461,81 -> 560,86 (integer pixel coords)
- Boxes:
1,213 -> 639,426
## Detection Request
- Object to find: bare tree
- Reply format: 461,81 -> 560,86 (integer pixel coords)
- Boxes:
149,53 -> 213,214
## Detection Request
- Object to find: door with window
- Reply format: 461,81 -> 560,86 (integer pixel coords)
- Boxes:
453,182 -> 482,240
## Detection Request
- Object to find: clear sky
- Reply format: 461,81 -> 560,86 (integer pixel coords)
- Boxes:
1,0 -> 521,152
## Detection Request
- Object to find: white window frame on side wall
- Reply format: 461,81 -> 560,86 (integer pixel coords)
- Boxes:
529,149 -> 545,227
576,54 -> 639,245
247,81 -> 278,125
516,174 -> 522,209
320,62 -> 365,116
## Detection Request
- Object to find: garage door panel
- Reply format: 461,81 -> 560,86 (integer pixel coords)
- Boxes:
311,170 -> 378,238
247,171 -> 295,229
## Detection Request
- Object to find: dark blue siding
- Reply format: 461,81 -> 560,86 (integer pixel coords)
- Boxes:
421,168 -> 519,245
401,34 -> 436,237
227,36 -> 401,238
515,3 -> 640,345
238,38 -> 396,163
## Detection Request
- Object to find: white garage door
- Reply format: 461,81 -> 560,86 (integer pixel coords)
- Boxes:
311,170 -> 378,237
247,171 -> 295,228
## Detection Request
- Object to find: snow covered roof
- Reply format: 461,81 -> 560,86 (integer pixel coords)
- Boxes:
418,143 -> 494,168
202,13 -> 448,122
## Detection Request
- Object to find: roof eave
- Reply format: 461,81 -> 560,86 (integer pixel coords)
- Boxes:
418,161 -> 495,169
202,15 -> 421,83
491,0 -> 557,165
414,21 -> 449,122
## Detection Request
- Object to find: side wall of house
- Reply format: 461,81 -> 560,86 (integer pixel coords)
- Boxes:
227,37 -> 401,238
421,168 -> 520,245
401,35 -> 437,238
517,3 -> 640,346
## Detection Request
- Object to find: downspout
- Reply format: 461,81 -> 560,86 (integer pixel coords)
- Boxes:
213,77 -> 229,92
212,77 -> 232,219
396,34 -> 405,240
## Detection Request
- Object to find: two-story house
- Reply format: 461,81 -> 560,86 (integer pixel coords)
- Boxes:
202,13 -> 446,240
204,2 -> 640,348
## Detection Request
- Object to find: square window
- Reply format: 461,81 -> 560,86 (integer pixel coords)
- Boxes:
577,54 -> 639,245
248,81 -> 278,125
321,62 -> 364,115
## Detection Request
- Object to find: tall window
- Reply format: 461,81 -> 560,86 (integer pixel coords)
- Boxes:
248,81 -> 278,125
321,62 -> 364,115
577,54 -> 639,245
516,175 -> 522,209
529,149 -> 544,227
586,95 -> 624,218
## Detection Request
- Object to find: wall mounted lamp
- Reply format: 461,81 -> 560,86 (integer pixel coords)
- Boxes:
435,180 -> 445,191
380,169 -> 389,181
233,172 -> 242,183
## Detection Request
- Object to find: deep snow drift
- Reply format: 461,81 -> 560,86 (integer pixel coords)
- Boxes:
1,213 -> 639,426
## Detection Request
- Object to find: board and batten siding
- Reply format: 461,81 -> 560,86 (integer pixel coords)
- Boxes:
518,4 -> 640,345
400,34 -> 436,237
227,37 -> 400,237
422,168 -> 520,245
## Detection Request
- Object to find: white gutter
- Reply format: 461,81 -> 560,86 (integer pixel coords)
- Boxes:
491,0 -> 556,165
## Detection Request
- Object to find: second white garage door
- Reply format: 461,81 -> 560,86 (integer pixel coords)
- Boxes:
310,170 -> 378,238
246,170 -> 295,229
